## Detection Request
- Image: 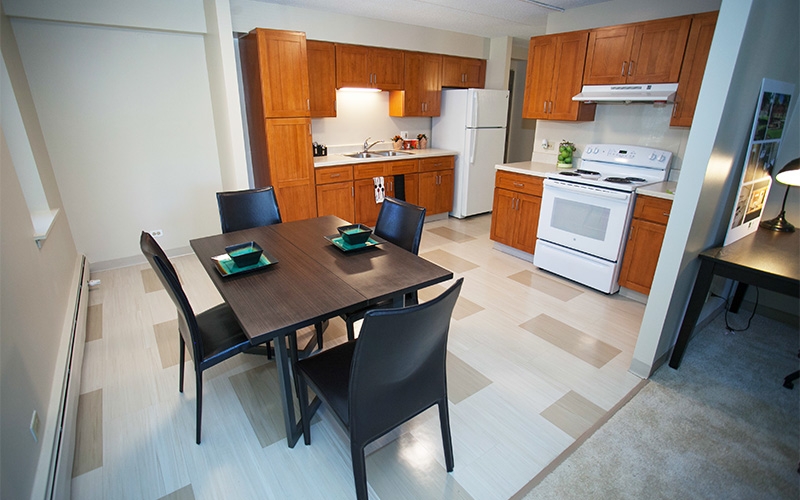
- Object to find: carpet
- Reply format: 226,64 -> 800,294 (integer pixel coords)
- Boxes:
519,311 -> 800,499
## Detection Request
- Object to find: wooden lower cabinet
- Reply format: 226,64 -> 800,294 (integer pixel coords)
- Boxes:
316,165 -> 354,221
419,170 -> 453,215
618,195 -> 673,295
354,174 -> 418,227
262,117 -> 317,222
490,171 -> 543,254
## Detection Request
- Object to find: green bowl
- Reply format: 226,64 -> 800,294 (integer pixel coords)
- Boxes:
337,224 -> 373,245
225,241 -> 263,267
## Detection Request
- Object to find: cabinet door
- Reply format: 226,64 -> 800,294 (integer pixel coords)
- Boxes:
461,58 -> 486,88
436,169 -> 454,214
370,48 -> 405,90
403,173 -> 419,205
523,35 -> 556,119
335,44 -> 370,88
316,181 -> 354,222
549,31 -> 591,121
618,219 -> 666,294
629,17 -> 691,84
584,25 -> 635,85
490,188 -> 517,246
254,29 -> 310,117
354,178 -> 383,226
391,52 -> 442,117
263,118 -> 317,221
442,56 -> 486,88
513,192 -> 541,254
307,40 -> 336,118
418,171 -> 438,214
671,12 -> 717,127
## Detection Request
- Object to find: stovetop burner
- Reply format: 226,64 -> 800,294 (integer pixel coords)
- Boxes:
575,169 -> 601,176
604,176 -> 648,184
559,171 -> 581,176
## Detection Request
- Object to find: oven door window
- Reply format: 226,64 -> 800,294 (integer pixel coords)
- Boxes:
549,198 -> 610,241
537,180 -> 633,262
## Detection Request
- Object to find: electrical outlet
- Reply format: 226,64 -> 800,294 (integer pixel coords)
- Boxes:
400,131 -> 408,140
149,229 -> 163,238
30,410 -> 40,443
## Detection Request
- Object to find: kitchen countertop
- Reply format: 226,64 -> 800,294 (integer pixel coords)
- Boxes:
497,161 -> 677,200
313,148 -> 458,168
637,181 -> 677,200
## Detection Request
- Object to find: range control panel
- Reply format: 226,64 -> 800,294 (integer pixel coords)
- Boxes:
582,144 -> 672,169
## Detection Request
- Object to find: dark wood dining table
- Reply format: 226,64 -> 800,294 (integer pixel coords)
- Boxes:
190,215 -> 454,447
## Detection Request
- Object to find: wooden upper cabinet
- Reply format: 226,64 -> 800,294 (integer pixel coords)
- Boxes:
307,40 -> 336,118
241,28 -> 310,118
523,31 -> 595,121
584,16 -> 691,84
442,55 -> 486,88
389,52 -> 442,117
671,11 -> 718,127
335,44 -> 404,90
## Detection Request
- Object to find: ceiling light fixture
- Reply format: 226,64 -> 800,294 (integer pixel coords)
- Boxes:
520,0 -> 565,12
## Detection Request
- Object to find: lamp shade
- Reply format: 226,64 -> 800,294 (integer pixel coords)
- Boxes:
775,157 -> 800,186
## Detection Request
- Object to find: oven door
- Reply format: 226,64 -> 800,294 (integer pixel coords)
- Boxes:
537,179 -> 634,262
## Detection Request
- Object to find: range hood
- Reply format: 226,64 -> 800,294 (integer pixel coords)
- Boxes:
572,83 -> 678,103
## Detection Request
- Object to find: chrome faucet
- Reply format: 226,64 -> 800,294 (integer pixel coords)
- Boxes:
363,137 -> 383,152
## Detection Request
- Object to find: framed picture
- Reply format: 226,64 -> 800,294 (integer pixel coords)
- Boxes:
724,78 -> 794,245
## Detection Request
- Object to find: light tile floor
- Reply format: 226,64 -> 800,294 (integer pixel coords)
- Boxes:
72,214 -> 645,499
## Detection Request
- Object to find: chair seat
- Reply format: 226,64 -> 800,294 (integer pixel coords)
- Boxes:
296,340 -> 357,426
196,303 -> 251,362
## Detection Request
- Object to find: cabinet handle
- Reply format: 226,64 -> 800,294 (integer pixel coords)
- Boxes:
672,102 -> 679,117
628,60 -> 634,76
548,101 -> 552,113
307,98 -> 310,110
390,180 -> 393,191
513,182 -> 524,188
330,173 -> 341,178
351,186 -> 354,197
621,61 -> 627,76
663,212 -> 670,217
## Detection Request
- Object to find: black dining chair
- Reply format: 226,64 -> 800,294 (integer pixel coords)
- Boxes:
216,186 -> 324,352
216,186 -> 282,233
341,197 -> 427,340
295,278 -> 463,500
140,231 -> 271,444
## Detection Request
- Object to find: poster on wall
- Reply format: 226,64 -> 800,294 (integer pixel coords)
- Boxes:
724,78 -> 795,246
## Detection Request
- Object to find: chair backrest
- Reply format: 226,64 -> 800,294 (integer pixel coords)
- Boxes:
348,278 -> 463,443
216,186 -> 282,233
374,197 -> 426,254
140,231 -> 204,361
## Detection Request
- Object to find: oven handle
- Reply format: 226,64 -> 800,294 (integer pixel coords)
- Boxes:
544,179 -> 630,201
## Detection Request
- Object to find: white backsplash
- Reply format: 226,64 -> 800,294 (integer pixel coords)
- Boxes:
311,90 -> 431,152
532,103 -> 691,181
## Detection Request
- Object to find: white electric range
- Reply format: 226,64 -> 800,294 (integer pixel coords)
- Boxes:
534,144 -> 673,294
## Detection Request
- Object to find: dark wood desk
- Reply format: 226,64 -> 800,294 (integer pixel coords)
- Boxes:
190,216 -> 453,446
669,228 -> 799,369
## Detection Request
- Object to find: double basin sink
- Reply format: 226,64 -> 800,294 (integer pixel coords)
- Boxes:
344,150 -> 414,159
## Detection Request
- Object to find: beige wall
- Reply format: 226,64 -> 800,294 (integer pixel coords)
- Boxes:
1,6 -> 80,499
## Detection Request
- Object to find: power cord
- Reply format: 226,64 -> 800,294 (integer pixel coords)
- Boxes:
711,286 -> 760,334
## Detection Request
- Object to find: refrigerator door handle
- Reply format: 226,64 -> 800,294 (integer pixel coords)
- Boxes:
471,91 -> 479,127
469,128 -> 477,164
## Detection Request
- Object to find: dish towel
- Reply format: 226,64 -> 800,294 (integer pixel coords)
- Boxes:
373,176 -> 385,203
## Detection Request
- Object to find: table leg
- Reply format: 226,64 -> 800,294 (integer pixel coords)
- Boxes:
273,333 -> 302,447
669,259 -> 716,369
729,282 -> 748,313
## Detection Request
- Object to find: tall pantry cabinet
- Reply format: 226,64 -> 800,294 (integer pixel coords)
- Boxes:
240,28 -> 317,222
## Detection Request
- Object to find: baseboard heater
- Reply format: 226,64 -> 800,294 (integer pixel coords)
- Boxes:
41,256 -> 89,500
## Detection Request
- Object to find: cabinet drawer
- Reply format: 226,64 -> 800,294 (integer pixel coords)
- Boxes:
419,156 -> 454,173
633,195 -> 672,224
354,163 -> 387,179
494,171 -> 543,197
387,159 -> 419,176
315,165 -> 353,184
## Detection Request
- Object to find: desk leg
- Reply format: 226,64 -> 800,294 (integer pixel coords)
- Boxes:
669,260 -> 715,369
274,333 -> 301,447
729,282 -> 748,313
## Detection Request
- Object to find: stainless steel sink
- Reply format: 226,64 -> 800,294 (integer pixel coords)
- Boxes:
372,150 -> 413,157
344,152 -> 381,158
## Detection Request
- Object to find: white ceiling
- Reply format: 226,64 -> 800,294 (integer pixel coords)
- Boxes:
256,0 -> 612,39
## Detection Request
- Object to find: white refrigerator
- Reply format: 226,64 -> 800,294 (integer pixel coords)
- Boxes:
432,89 -> 509,218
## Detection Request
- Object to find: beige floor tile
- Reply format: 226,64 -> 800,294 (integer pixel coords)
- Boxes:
447,352 -> 492,404
540,390 -> 606,439
420,249 -> 480,273
86,304 -> 103,342
428,226 -> 477,243
159,484 -> 195,500
142,267 -> 164,293
520,314 -> 621,368
72,389 -> 103,477
507,270 -> 584,302
154,319 -> 189,369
